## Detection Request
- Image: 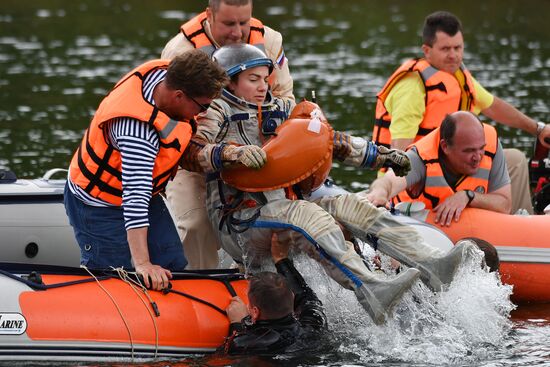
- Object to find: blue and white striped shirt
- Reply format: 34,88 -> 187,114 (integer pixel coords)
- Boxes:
68,68 -> 167,230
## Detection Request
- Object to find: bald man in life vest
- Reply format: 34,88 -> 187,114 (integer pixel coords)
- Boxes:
367,111 -> 512,227
161,0 -> 294,269
372,10 -> 548,215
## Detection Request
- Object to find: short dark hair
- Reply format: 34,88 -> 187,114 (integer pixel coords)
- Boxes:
440,112 -> 482,146
165,49 -> 228,99
440,113 -> 458,146
209,0 -> 252,13
461,237 -> 500,272
422,11 -> 463,46
248,272 -> 294,319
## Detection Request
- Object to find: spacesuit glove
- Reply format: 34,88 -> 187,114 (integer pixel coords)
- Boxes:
222,144 -> 267,169
374,145 -> 411,176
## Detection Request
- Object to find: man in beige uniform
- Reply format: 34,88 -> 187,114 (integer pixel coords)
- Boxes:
161,0 -> 294,269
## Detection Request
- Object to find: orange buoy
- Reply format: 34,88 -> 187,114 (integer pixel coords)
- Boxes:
221,101 -> 333,192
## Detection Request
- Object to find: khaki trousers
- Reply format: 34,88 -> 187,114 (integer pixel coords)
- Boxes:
504,148 -> 533,214
165,169 -> 221,269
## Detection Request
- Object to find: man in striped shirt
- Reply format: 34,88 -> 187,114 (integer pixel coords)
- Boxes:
65,50 -> 228,290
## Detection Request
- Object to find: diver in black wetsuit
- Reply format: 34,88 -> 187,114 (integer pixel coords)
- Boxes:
221,234 -> 327,355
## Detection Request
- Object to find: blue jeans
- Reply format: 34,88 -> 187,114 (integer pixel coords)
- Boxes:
64,183 -> 187,271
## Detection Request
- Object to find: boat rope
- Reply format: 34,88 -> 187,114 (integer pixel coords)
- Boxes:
162,274 -> 240,316
221,278 -> 238,297
0,267 -> 112,290
114,267 -> 160,359
164,288 -> 228,316
82,265 -> 135,361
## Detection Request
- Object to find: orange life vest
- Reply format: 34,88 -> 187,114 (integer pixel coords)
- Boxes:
69,60 -> 193,206
180,12 -> 266,57
392,123 -> 498,209
373,58 -> 477,148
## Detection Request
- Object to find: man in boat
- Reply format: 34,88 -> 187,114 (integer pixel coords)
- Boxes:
367,111 -> 513,226
161,0 -> 294,270
64,50 -> 228,291
371,10 -> 548,214
221,233 -> 327,355
182,43 -> 478,324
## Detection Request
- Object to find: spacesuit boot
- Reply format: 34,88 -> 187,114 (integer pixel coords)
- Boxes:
338,245 -> 420,325
377,229 -> 477,291
354,267 -> 421,325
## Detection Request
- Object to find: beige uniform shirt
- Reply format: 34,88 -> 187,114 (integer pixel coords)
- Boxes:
161,21 -> 294,102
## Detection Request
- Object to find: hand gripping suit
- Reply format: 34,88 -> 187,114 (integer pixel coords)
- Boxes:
185,91 -> 425,324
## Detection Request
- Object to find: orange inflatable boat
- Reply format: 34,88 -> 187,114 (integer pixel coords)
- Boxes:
0,263 -> 248,362
424,208 -> 550,303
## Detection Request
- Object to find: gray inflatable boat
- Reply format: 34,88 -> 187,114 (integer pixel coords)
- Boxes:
0,169 -> 80,267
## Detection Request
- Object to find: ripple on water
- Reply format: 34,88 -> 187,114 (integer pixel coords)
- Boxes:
158,10 -> 191,20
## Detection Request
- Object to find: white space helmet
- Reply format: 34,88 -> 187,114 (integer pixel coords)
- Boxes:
212,44 -> 273,77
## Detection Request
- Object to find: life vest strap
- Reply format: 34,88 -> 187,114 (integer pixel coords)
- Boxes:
374,118 -> 390,129
425,82 -> 447,93
422,190 -> 440,208
417,126 -> 435,137
77,141 -> 122,198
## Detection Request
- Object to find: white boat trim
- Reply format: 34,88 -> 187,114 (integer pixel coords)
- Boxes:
496,246 -> 550,264
0,341 -> 215,361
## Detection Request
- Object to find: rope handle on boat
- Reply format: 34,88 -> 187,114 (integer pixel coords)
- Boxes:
113,267 -> 160,359
114,268 -> 162,316
163,288 -> 228,316
0,265 -> 244,291
0,268 -> 112,290
161,277 -> 240,316
120,271 -> 240,316
221,278 -> 238,297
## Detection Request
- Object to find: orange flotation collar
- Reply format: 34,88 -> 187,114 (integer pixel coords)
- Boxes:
221,100 -> 334,192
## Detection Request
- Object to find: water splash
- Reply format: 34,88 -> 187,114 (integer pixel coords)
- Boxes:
294,247 -> 515,365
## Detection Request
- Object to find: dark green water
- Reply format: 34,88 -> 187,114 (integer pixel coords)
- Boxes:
1,0 -> 548,188
1,1 -> 549,366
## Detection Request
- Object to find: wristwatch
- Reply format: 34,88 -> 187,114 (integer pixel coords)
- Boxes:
465,189 -> 475,205
536,121 -> 546,138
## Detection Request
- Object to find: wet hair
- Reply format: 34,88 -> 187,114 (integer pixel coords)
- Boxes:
209,0 -> 252,13
461,237 -> 500,272
165,49 -> 228,99
248,272 -> 294,319
422,11 -> 463,46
